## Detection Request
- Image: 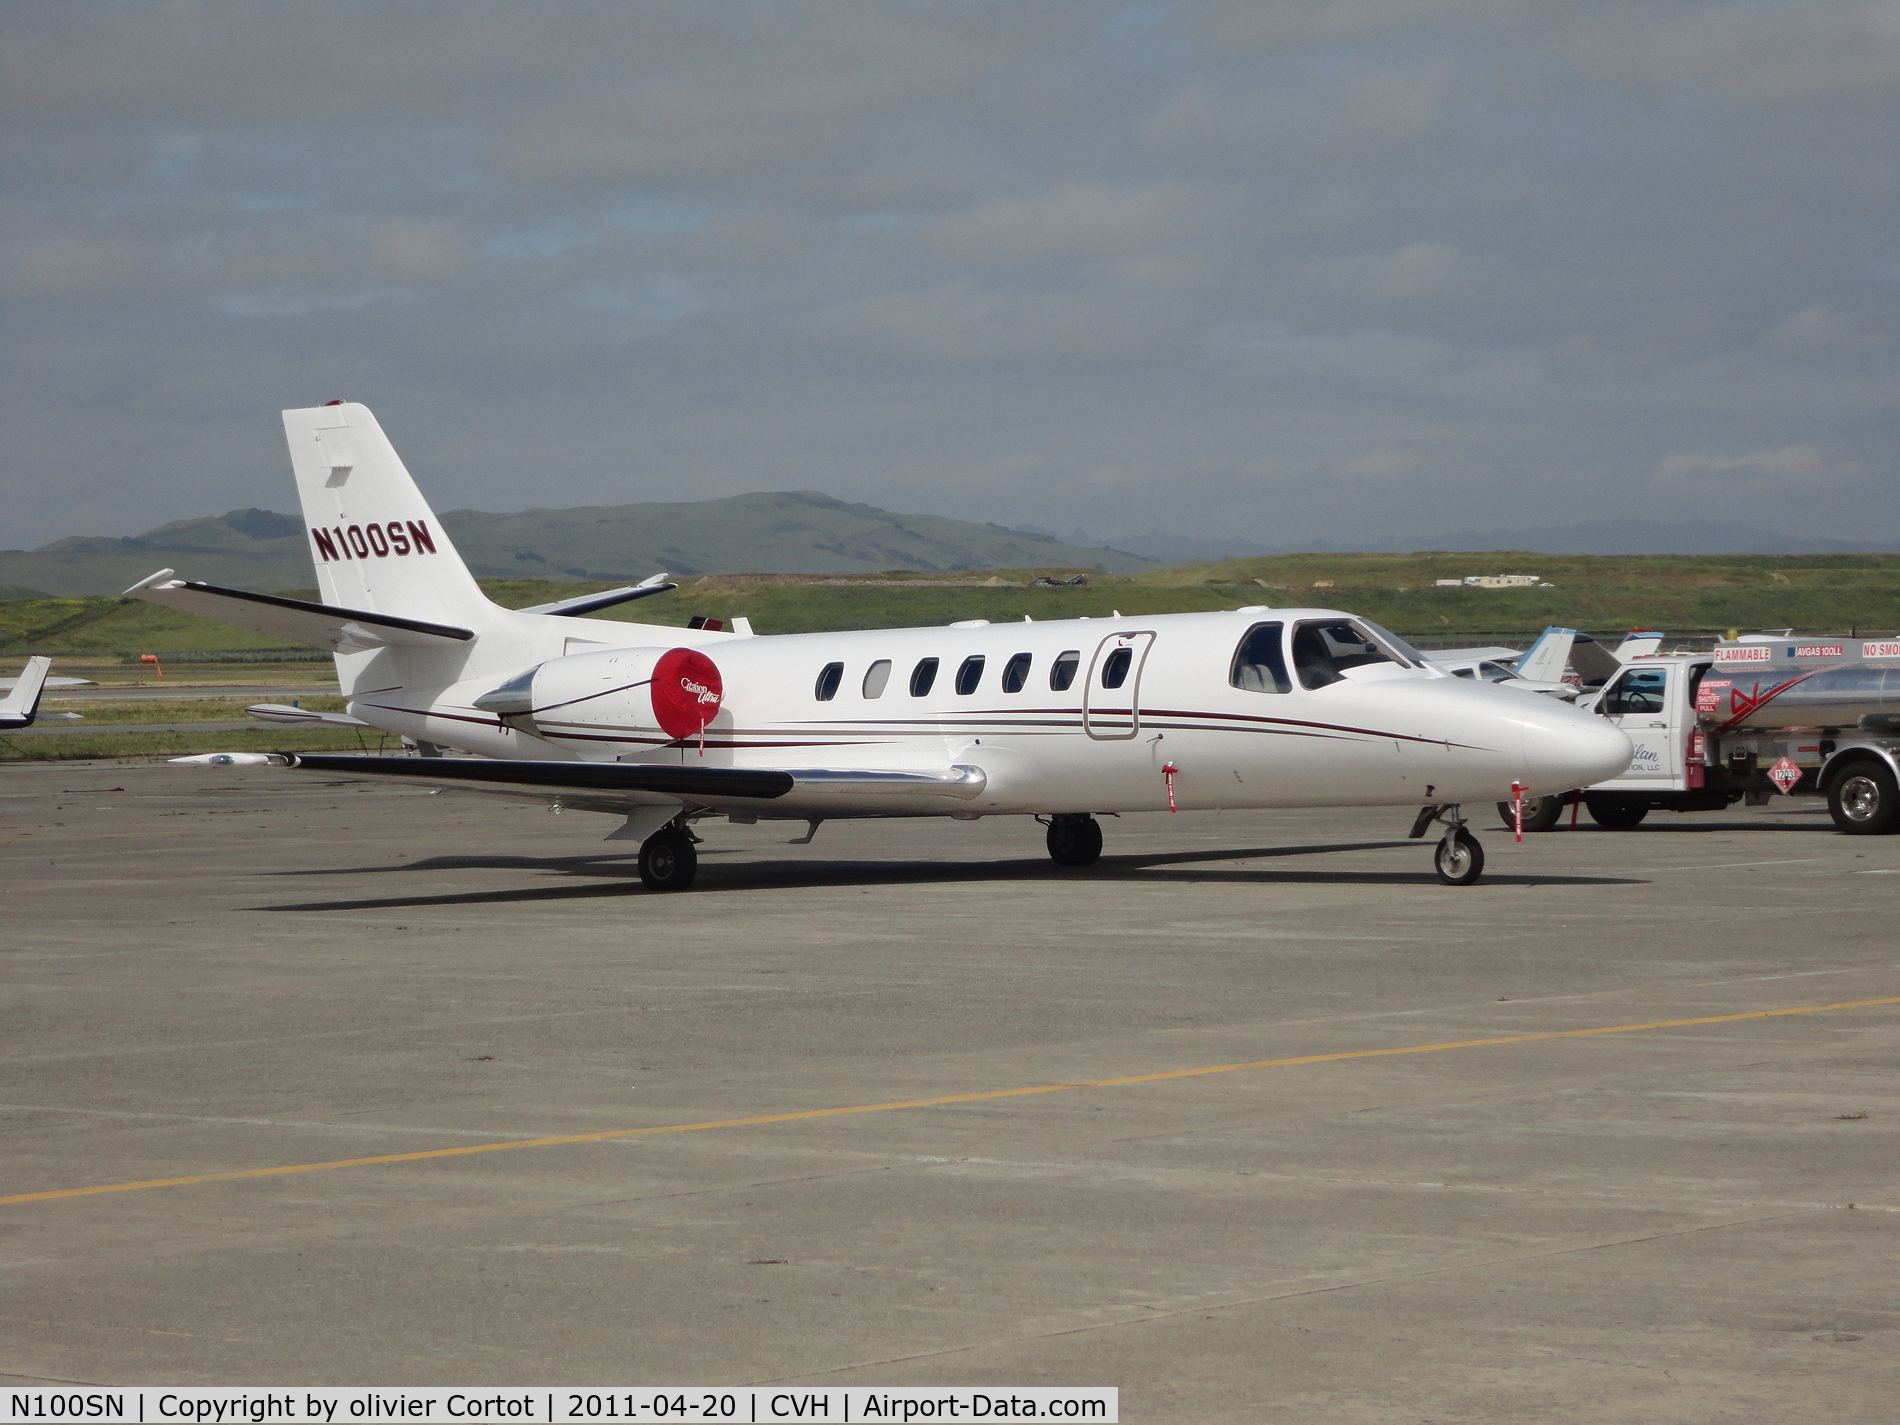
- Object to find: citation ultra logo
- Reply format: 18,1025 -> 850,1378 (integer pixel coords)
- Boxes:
310,520 -> 437,562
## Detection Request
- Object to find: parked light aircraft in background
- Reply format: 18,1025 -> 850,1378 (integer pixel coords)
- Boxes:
1427,627 -> 1667,703
128,402 -> 1631,889
1427,628 -> 1581,700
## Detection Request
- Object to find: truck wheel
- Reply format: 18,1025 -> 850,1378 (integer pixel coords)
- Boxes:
1046,814 -> 1104,867
1434,828 -> 1484,886
639,827 -> 699,891
1496,796 -> 1566,833
1585,795 -> 1649,829
1827,761 -> 1899,835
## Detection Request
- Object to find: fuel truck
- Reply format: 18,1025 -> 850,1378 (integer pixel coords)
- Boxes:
1501,636 -> 1900,834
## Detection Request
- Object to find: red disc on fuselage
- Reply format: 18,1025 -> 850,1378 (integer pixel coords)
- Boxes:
650,648 -> 723,740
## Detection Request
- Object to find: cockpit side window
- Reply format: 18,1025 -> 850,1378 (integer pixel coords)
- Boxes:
1229,622 -> 1289,693
1601,667 -> 1669,715
1290,619 -> 1398,690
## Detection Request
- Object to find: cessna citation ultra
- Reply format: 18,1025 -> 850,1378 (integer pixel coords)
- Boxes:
130,403 -> 1631,890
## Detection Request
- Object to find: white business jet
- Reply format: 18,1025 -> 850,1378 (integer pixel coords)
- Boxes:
127,403 -> 1630,889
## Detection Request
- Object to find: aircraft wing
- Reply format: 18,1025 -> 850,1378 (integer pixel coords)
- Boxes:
0,655 -> 52,728
1424,645 -> 1521,666
0,674 -> 92,690
168,752 -> 987,817
124,569 -> 474,651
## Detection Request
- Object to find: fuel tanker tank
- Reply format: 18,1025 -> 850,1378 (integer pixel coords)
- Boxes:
1697,661 -> 1900,733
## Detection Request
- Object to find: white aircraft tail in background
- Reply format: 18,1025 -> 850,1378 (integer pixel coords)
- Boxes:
139,402 -> 1633,890
0,656 -> 53,729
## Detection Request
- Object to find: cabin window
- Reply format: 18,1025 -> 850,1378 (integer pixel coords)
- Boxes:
955,655 -> 986,695
1289,619 -> 1399,690
814,662 -> 844,701
1452,667 -> 1476,679
1050,650 -> 1081,691
1100,647 -> 1133,689
862,659 -> 892,699
1229,622 -> 1290,693
910,657 -> 939,696
1001,652 -> 1032,693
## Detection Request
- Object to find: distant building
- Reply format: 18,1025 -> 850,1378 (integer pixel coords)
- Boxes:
1435,574 -> 1546,589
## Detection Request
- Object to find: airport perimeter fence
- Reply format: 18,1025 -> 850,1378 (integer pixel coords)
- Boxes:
116,648 -> 330,663
1397,628 -> 1894,651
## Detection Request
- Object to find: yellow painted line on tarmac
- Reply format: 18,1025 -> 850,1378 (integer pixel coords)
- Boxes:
6,995 -> 1896,1207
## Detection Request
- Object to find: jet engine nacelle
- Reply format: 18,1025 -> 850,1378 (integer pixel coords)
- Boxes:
475,645 -> 724,741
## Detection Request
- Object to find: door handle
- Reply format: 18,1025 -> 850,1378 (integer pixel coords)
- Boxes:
1647,721 -> 1668,727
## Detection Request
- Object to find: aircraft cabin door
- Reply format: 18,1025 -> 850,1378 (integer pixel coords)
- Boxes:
1083,631 -> 1156,740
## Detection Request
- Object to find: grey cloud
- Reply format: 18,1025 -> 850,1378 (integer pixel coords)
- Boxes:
1,0 -> 1893,553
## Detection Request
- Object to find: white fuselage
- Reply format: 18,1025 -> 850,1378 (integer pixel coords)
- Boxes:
336,606 -> 1632,820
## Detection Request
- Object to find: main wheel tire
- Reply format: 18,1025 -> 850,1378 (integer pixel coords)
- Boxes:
1496,795 -> 1566,833
1585,795 -> 1649,829
638,827 -> 699,891
1827,760 -> 1900,835
1046,814 -> 1104,867
1434,827 -> 1485,886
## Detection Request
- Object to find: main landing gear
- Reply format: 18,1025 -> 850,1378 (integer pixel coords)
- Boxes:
638,822 -> 699,892
1410,804 -> 1485,886
1043,813 -> 1104,867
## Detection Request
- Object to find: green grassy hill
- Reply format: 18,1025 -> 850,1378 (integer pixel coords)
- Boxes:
0,493 -> 1154,597
5,552 -> 1896,664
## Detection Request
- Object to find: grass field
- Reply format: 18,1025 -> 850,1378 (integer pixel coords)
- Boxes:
5,554 -> 1897,662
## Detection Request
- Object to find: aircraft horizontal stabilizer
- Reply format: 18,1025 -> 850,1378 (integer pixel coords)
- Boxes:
517,573 -> 678,617
123,570 -> 475,652
245,703 -> 370,728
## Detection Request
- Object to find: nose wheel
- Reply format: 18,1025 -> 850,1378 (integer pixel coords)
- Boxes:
1410,804 -> 1486,886
1433,827 -> 1485,885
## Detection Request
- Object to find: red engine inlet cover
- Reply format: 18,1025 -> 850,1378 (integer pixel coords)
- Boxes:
650,648 -> 723,740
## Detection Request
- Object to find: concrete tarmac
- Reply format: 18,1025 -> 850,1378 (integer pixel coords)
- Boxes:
2,762 -> 1895,1420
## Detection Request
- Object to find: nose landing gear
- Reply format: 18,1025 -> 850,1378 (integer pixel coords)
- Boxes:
1410,804 -> 1486,886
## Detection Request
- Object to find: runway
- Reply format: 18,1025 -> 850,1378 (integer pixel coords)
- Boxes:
2,762 -> 1894,1420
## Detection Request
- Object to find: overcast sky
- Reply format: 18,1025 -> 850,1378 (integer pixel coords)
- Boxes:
2,1 -> 1894,550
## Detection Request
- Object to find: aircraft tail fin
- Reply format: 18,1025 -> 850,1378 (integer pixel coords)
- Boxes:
0,655 -> 52,728
282,402 -> 496,632
1512,627 -> 1577,685
1615,630 -> 1665,662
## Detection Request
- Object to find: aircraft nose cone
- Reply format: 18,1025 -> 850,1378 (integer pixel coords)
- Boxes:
1520,709 -> 1633,791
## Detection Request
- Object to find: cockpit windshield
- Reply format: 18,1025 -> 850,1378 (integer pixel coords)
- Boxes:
1354,619 -> 1425,668
1289,619 -> 1406,690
